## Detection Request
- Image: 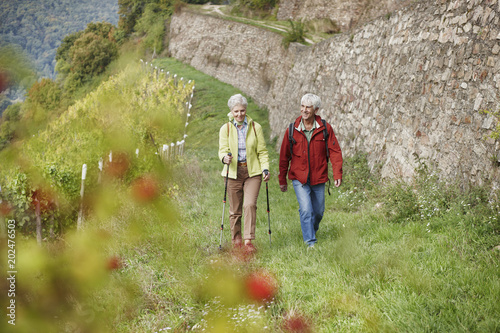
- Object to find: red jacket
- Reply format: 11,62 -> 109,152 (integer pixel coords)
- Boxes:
279,115 -> 343,186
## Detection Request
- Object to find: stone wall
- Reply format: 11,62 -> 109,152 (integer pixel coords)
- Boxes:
277,0 -> 414,32
169,0 -> 500,187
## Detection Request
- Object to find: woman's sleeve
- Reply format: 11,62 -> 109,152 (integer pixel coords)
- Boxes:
255,124 -> 269,171
218,124 -> 229,163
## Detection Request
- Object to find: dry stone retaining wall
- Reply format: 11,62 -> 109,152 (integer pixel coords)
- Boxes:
169,0 -> 500,187
277,0 -> 414,32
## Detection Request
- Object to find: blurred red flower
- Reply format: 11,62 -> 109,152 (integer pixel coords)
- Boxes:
131,175 -> 159,203
106,255 -> 123,270
0,201 -> 12,216
282,314 -> 312,333
30,188 -> 56,213
105,152 -> 130,178
245,270 -> 277,303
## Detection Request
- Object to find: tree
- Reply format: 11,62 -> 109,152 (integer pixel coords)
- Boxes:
27,78 -> 62,110
118,0 -> 145,35
69,32 -> 118,80
55,22 -> 119,90
0,102 -> 22,149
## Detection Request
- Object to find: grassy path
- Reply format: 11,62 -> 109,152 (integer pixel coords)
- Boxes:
136,58 -> 500,332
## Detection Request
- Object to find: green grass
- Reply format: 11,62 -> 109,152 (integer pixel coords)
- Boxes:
108,58 -> 500,332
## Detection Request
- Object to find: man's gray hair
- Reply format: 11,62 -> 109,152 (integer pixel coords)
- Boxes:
301,93 -> 321,110
228,94 -> 248,111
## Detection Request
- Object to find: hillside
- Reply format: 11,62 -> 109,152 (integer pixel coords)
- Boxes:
0,0 -> 119,80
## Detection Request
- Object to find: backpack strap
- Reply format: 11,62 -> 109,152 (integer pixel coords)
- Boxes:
321,119 -> 333,195
321,119 -> 330,161
288,122 -> 295,160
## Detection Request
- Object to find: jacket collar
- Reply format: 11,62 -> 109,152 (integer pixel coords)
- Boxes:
294,115 -> 322,131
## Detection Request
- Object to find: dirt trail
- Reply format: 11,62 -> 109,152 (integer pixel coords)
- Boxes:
199,4 -> 317,44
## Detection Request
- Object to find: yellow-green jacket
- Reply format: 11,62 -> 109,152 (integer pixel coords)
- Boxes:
218,115 -> 269,179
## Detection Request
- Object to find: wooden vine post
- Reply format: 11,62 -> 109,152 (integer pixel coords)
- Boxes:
77,164 -> 87,231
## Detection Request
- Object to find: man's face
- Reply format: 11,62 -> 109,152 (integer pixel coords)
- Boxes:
301,103 -> 316,121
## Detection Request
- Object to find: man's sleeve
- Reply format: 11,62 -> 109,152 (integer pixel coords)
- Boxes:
278,128 -> 291,185
327,124 -> 343,180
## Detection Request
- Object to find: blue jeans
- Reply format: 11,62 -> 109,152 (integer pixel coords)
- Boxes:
292,180 -> 325,246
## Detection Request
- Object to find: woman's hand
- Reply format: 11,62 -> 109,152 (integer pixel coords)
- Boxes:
263,170 -> 270,182
223,154 -> 233,165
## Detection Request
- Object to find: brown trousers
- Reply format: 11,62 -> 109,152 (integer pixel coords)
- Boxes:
227,165 -> 262,241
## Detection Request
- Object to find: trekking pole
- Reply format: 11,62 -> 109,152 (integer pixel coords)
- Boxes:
265,172 -> 271,246
219,153 -> 232,250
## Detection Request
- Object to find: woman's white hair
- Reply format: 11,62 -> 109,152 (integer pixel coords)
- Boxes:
301,93 -> 321,110
228,94 -> 248,111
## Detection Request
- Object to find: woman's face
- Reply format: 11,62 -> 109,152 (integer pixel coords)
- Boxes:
231,104 -> 247,123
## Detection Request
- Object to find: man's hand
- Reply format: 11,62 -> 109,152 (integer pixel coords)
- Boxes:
334,179 -> 342,187
280,185 -> 287,192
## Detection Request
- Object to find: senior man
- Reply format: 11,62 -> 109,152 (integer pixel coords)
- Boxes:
279,93 -> 343,247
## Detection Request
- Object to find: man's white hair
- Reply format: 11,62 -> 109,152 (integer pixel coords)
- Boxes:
301,93 -> 321,110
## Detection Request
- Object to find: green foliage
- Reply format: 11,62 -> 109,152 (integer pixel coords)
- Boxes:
0,0 -> 119,79
230,0 -> 277,18
27,78 -> 62,111
233,0 -> 277,11
332,152 -> 378,212
282,20 -> 306,49
0,45 -> 35,89
55,22 -> 120,91
481,108 -> 500,141
2,103 -> 21,123
377,157 -> 499,226
118,0 -> 174,36
118,0 -> 145,34
0,103 -> 22,149
1,62 -> 193,236
70,33 -> 118,78
134,3 -> 170,54
56,31 -> 85,65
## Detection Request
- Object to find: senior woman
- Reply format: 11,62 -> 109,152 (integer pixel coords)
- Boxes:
219,94 -> 270,252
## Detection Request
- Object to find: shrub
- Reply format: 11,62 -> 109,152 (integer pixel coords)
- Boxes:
282,20 -> 306,49
230,0 -> 277,18
134,3 -> 169,54
332,152 -> 378,212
